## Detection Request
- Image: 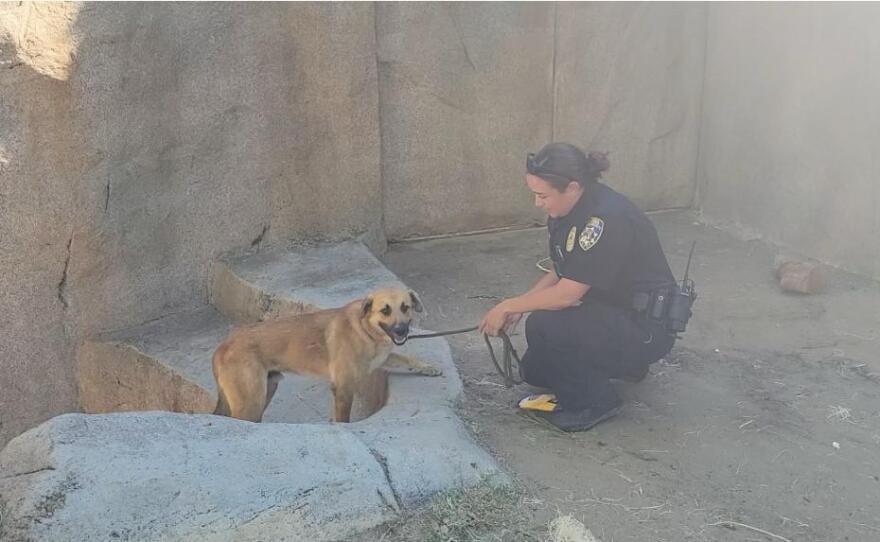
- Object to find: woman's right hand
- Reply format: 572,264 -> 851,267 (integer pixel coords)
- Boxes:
504,312 -> 523,333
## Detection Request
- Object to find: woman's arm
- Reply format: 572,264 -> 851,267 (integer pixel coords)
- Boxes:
498,271 -> 560,332
505,278 -> 589,313
525,270 -> 560,294
480,278 -> 590,335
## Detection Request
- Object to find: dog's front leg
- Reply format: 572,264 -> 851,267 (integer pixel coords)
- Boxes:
384,352 -> 443,376
331,382 -> 355,422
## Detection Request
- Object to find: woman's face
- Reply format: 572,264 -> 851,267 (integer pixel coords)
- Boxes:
527,174 -> 582,218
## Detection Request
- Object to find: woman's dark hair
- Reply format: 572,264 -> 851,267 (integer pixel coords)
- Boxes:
526,142 -> 609,191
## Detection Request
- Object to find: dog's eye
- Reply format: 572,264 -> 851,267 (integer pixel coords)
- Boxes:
401,303 -> 409,314
380,305 -> 392,316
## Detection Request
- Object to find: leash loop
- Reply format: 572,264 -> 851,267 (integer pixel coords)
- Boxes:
408,326 -> 523,388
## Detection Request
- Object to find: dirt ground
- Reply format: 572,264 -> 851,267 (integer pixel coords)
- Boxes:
367,210 -> 880,542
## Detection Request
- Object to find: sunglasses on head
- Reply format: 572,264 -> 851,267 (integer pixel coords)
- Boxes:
526,153 -> 571,185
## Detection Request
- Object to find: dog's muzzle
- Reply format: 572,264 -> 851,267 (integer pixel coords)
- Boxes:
381,322 -> 410,346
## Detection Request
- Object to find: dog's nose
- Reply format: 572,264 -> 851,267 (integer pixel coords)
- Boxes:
392,323 -> 409,336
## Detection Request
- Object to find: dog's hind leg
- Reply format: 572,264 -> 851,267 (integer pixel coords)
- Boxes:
215,355 -> 268,422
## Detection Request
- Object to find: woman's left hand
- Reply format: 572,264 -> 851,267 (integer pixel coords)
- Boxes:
480,301 -> 511,337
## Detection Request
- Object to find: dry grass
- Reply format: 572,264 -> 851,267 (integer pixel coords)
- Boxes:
365,478 -> 607,542
371,477 -> 543,542
420,483 -> 526,542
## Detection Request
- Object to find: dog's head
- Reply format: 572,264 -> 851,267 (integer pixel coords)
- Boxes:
361,287 -> 423,346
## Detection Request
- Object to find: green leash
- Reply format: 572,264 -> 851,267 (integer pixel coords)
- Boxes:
408,326 -> 524,388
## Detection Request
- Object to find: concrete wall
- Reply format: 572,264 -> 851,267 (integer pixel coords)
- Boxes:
1,2 -> 81,449
554,2 -> 706,211
378,2 -> 705,239
377,2 -> 553,238
0,2 -> 381,446
697,3 -> 880,279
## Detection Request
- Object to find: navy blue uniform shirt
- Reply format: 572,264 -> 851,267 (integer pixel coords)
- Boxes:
547,182 -> 675,309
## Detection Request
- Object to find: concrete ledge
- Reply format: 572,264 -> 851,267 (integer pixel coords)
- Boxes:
80,241 -> 464,424
77,307 -> 229,415
0,411 -> 503,541
78,318 -> 462,425
377,333 -> 463,419
353,408 -> 498,508
210,241 -> 404,322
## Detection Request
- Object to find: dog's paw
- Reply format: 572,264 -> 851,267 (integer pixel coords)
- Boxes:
420,365 -> 443,377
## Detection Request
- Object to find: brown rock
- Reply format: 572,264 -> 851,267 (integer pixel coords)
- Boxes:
776,260 -> 825,294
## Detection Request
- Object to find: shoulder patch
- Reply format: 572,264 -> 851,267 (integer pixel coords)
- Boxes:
565,226 -> 577,252
578,217 -> 604,252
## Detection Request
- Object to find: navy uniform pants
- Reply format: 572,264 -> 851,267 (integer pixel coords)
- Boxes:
520,299 -> 674,411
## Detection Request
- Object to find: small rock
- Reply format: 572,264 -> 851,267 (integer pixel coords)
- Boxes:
774,256 -> 825,294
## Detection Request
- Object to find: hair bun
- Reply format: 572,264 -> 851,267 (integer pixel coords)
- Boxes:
587,151 -> 610,175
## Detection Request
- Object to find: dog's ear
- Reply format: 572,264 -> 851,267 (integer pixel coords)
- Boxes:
409,291 -> 424,313
361,297 -> 373,316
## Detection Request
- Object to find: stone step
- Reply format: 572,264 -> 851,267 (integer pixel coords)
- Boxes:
210,241 -> 405,322
77,307 -> 228,417
77,307 -> 334,423
78,306 -> 461,423
77,241 -> 462,423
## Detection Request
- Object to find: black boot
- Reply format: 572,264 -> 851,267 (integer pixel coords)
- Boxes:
617,363 -> 649,383
532,395 -> 623,432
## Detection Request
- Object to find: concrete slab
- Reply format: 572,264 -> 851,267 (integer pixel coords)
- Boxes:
354,408 -> 499,509
76,307 -> 228,415
211,241 -> 405,322
0,413 -> 397,542
379,334 -> 463,417
100,307 -> 233,393
0,409 -> 503,542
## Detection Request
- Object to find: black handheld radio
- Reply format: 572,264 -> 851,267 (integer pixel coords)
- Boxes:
666,240 -> 697,334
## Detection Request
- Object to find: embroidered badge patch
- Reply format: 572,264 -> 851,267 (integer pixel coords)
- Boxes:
578,217 -> 604,251
565,226 -> 577,252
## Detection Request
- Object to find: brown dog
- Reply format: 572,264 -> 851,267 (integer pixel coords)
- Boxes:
212,287 -> 442,422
